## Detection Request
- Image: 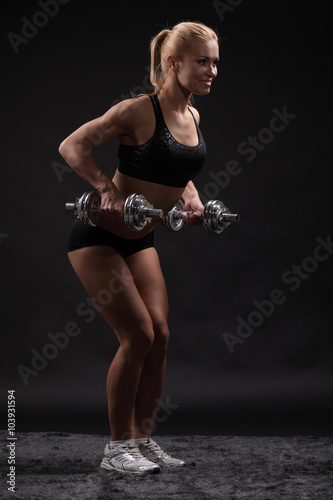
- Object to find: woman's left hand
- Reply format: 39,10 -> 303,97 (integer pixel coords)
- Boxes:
183,197 -> 205,226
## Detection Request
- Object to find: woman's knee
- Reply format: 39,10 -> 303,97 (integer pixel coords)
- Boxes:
120,320 -> 155,358
152,321 -> 170,354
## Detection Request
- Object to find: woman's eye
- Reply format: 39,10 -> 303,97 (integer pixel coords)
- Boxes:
198,59 -> 219,66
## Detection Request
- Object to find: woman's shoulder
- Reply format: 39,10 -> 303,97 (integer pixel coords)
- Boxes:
100,94 -> 153,136
114,94 -> 152,114
112,94 -> 153,124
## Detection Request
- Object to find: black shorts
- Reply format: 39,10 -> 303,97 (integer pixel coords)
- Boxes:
67,218 -> 155,259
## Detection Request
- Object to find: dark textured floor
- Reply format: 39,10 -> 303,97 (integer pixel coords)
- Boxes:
1,431 -> 333,500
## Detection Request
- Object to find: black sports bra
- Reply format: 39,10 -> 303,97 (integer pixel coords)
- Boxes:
117,94 -> 206,188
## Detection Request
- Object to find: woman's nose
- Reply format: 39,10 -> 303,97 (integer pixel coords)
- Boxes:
206,64 -> 217,78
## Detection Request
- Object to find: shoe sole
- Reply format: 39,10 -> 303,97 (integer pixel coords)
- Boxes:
156,461 -> 186,468
139,454 -> 186,468
100,462 -> 160,474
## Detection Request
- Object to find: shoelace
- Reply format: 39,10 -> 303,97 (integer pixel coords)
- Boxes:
145,440 -> 170,458
127,442 -> 150,461
108,445 -> 135,465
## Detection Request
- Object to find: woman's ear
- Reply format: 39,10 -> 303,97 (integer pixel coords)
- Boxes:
166,55 -> 178,71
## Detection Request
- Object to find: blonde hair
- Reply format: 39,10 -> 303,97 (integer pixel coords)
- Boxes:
150,21 -> 219,94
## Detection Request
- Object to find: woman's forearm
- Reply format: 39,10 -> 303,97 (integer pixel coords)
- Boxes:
58,138 -> 115,194
182,181 -> 200,202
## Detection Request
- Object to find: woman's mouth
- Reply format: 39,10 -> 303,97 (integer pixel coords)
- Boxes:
200,80 -> 212,87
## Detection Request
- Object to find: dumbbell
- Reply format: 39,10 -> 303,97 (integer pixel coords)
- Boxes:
65,191 -> 163,231
161,198 -> 240,234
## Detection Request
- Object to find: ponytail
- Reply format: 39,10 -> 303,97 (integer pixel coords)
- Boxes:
150,29 -> 170,94
133,22 -> 218,97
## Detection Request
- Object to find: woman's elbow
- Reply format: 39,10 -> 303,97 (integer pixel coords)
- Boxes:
58,138 -> 70,159
58,139 -> 66,160
58,137 -> 78,167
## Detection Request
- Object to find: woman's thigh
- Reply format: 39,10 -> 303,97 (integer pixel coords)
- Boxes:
68,245 -> 154,346
125,247 -> 169,328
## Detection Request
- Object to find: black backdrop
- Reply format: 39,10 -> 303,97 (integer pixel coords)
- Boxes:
2,0 -> 332,436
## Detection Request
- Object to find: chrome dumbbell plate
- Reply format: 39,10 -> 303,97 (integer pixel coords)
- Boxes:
80,191 -> 102,226
203,200 -> 240,234
65,190 -> 101,227
124,193 -> 163,231
161,199 -> 185,232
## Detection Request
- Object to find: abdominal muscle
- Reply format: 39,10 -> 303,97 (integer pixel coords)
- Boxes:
110,169 -> 185,239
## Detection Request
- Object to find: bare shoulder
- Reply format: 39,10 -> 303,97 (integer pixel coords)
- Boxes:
190,105 -> 201,124
125,94 -> 153,122
111,94 -> 151,119
104,94 -> 152,128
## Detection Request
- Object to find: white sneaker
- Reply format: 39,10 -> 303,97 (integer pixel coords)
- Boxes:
100,439 -> 160,474
136,438 -> 185,468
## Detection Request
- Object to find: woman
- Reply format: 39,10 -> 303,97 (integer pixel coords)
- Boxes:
59,21 -> 219,474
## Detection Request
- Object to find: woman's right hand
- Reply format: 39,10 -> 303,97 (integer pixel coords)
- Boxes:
98,188 -> 129,236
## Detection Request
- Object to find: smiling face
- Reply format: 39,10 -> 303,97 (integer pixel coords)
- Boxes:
172,39 -> 219,95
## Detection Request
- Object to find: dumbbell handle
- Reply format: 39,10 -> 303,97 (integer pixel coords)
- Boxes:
65,202 -> 78,211
143,207 -> 163,218
65,200 -> 161,218
171,209 -> 240,224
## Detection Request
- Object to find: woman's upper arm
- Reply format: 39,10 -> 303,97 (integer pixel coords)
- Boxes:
59,98 -> 134,155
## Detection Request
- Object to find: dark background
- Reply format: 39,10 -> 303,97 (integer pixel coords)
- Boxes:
2,0 -> 332,436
